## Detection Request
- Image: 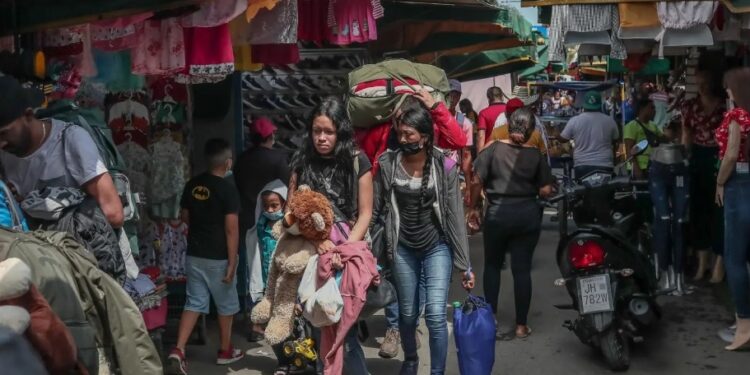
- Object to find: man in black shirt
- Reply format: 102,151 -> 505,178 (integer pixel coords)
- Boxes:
168,139 -> 243,375
234,118 -> 291,232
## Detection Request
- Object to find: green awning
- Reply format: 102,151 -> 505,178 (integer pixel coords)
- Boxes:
0,0 -> 201,36
373,2 -> 533,63
607,58 -> 671,76
519,44 -> 549,79
440,45 -> 537,81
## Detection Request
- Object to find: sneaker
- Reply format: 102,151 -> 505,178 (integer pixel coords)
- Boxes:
216,347 -> 245,365
378,328 -> 401,359
167,348 -> 187,375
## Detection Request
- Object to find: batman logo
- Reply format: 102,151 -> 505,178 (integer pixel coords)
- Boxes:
192,186 -> 210,201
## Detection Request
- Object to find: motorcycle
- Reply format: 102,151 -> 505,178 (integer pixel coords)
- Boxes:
549,140 -> 663,371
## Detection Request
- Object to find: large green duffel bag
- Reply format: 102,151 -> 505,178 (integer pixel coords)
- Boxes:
346,59 -> 450,129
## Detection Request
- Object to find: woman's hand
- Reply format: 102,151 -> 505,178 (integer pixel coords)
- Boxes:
316,239 -> 335,255
415,90 -> 437,109
462,270 -> 476,291
716,184 -> 725,207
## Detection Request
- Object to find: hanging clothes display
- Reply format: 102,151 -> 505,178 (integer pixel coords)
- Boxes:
148,134 -> 187,219
177,23 -> 235,84
247,0 -> 281,22
107,92 -> 151,147
43,25 -> 84,56
93,50 -> 146,92
181,0 -> 247,28
91,13 -> 153,51
549,4 -> 626,62
234,0 -> 298,45
618,3 -> 661,40
233,44 -> 264,71
656,1 -> 718,54
299,0 -> 329,45
118,140 -> 150,196
157,221 -> 188,281
131,18 -> 186,76
327,0 -> 380,45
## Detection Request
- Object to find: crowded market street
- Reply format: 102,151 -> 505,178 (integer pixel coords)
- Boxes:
188,222 -> 746,375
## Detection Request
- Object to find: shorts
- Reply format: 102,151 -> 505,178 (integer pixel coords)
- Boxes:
184,256 -> 240,316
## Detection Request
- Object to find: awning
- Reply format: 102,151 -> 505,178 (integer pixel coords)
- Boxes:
522,0 -> 750,13
373,1 -> 533,63
533,79 -> 619,92
607,57 -> 670,75
519,44 -> 549,79
0,0 -> 201,36
439,45 -> 538,81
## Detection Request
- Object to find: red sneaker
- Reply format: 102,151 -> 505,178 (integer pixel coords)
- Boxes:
216,346 -> 245,365
167,348 -> 187,375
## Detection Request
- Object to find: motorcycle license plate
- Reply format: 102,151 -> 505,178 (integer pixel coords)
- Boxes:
577,274 -> 614,314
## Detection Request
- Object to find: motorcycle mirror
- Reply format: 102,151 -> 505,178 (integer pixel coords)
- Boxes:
630,140 -> 649,157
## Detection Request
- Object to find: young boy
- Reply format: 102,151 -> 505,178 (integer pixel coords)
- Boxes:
168,139 -> 242,375
247,180 -> 288,338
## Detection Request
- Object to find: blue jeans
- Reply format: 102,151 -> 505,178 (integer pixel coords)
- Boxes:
649,161 -> 690,273
723,173 -> 750,318
385,272 -> 425,329
393,241 -> 452,375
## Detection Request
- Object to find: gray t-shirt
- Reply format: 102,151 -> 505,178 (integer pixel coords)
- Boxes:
561,111 -> 619,168
0,119 -> 108,198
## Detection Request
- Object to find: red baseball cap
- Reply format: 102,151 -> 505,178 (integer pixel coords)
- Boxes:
505,98 -> 525,117
251,117 -> 277,138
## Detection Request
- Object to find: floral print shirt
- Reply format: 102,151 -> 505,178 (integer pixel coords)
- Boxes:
681,97 -> 726,147
716,108 -> 750,162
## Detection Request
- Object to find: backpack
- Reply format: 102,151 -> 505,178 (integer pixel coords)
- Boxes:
347,59 -> 450,129
40,101 -> 139,223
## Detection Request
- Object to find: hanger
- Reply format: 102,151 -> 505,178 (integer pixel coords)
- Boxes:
163,84 -> 176,104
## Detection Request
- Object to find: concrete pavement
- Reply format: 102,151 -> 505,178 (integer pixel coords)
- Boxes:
173,218 -> 747,374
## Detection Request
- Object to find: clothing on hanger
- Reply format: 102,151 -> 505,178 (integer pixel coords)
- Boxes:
181,0 -> 247,28
131,18 -> 186,76
177,23 -> 235,84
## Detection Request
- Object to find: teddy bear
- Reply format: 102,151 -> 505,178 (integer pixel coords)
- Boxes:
251,185 -> 334,345
0,258 -> 79,374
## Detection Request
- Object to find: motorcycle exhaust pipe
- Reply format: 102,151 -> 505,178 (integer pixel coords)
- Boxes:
629,298 -> 656,325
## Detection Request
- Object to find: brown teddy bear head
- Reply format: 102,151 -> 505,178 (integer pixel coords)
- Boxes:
283,185 -> 334,241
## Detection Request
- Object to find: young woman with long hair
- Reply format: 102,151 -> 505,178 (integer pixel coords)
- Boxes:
288,96 -> 373,374
372,96 -> 474,375
715,67 -> 750,351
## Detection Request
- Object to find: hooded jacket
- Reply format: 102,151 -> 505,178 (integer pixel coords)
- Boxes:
372,148 -> 471,271
245,179 -> 288,302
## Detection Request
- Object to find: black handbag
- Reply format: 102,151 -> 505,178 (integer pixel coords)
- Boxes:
360,276 -> 397,318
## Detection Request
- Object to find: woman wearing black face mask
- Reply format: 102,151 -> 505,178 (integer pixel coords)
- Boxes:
372,99 -> 474,375
469,107 -> 555,340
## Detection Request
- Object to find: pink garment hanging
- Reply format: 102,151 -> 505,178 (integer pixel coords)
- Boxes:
91,12 -> 153,51
177,24 -> 235,84
299,0 -> 329,45
328,0 -> 378,45
181,0 -> 247,28
131,18 -> 186,76
43,25 -> 84,56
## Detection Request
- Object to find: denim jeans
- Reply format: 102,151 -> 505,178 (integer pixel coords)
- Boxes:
723,172 -> 750,319
385,271 -> 425,329
310,326 -> 368,375
649,161 -> 690,273
393,241 -> 452,375
483,201 -> 542,325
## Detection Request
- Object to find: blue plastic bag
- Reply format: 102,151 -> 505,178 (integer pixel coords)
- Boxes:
453,294 -> 496,375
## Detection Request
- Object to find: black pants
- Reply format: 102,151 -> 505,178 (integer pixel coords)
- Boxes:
483,200 -> 543,325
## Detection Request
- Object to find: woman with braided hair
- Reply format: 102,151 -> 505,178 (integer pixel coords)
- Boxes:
469,107 -> 555,340
372,97 -> 474,375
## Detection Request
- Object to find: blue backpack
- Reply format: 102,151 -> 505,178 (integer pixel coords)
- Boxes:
0,181 -> 28,231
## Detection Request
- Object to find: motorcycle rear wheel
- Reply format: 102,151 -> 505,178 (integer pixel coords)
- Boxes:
600,328 -> 631,371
